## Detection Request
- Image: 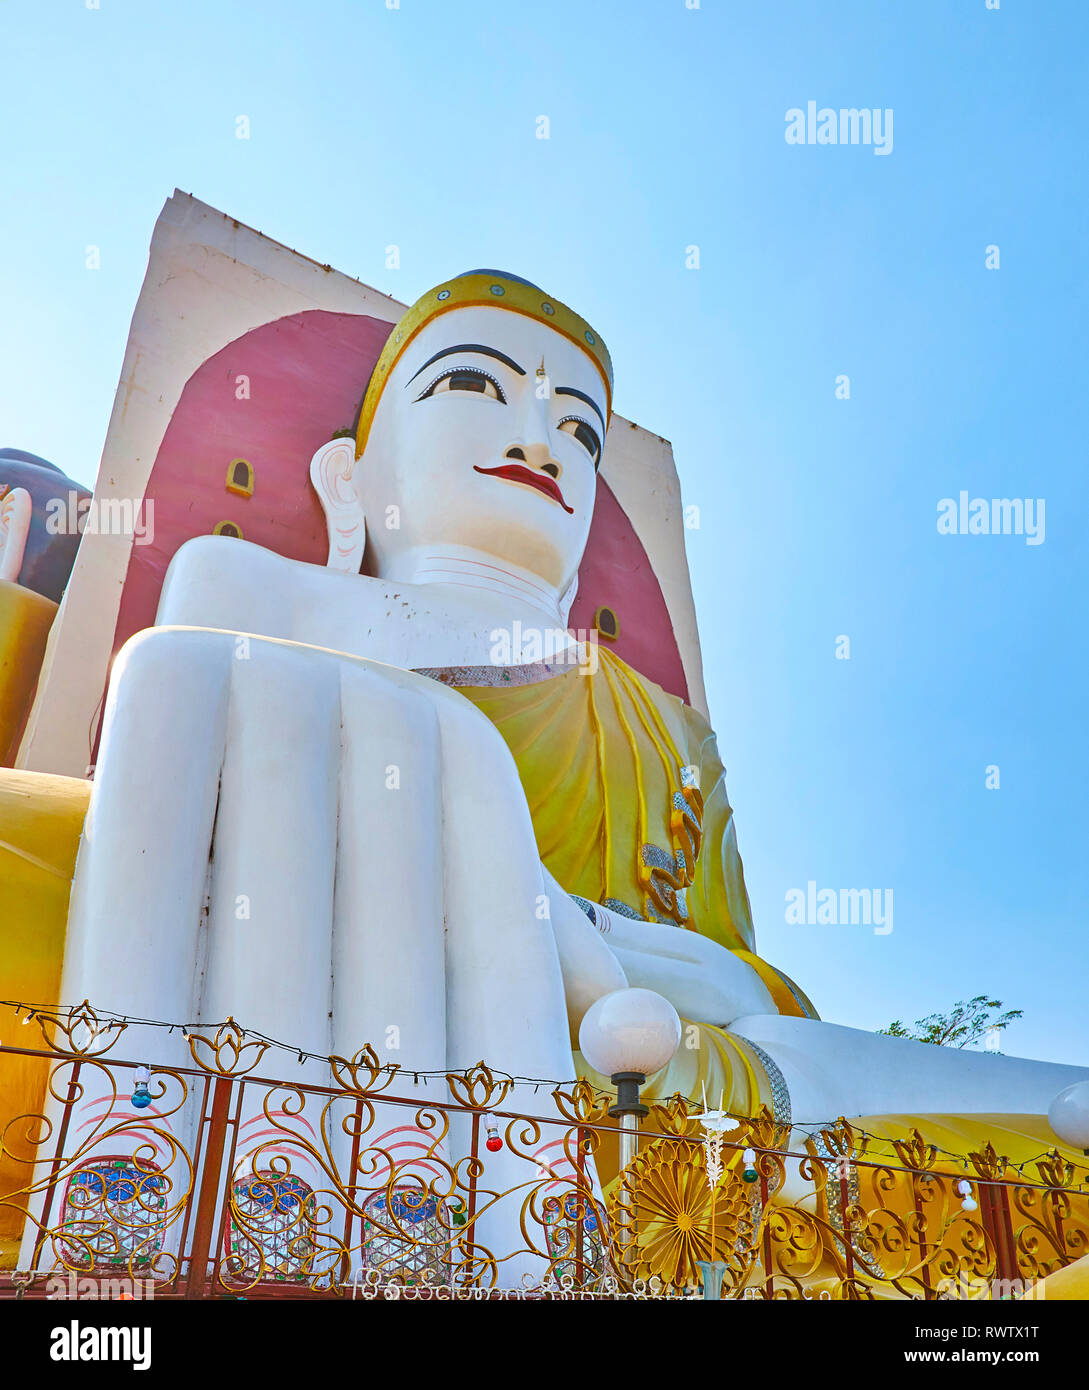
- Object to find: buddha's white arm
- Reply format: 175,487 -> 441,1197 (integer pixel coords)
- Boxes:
577,899 -> 776,1026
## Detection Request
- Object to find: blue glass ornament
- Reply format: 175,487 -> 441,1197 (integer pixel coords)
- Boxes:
131,1065 -> 152,1109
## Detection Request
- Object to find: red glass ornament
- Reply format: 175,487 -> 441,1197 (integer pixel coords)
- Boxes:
486,1135 -> 503,1153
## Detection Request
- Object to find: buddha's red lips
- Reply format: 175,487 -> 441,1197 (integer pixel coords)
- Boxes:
474,464 -> 573,513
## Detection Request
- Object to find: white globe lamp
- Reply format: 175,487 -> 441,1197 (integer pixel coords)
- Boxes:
579,988 -> 682,1168
1048,1081 -> 1089,1153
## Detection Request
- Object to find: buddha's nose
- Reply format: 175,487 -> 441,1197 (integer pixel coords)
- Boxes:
504,443 -> 560,479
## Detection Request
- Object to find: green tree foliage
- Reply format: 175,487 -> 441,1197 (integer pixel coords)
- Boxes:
879,995 -> 1023,1049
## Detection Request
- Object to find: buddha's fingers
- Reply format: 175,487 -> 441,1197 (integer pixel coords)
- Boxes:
606,945 -> 732,1026
606,935 -> 776,1029
594,912 -> 710,964
594,909 -> 777,1020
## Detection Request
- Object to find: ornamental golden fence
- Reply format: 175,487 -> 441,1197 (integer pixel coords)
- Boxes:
0,1003 -> 1085,1300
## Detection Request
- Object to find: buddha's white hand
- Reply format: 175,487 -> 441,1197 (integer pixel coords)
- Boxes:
588,907 -> 776,1027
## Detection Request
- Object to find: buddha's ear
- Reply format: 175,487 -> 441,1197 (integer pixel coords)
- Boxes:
0,486 -> 32,582
309,438 -> 366,573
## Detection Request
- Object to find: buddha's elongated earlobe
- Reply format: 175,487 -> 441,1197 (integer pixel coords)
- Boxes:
309,439 -> 366,573
0,486 -> 32,582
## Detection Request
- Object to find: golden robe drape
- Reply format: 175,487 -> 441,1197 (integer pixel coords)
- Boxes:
443,648 -> 816,1022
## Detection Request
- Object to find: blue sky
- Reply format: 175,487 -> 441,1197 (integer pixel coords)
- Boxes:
3,1 -> 1085,1064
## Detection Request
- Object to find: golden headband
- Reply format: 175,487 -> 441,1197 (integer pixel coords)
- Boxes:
354,271 -> 614,459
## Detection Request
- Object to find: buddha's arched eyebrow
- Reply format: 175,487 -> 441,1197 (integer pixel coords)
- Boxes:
555,386 -> 606,432
406,344 -> 527,386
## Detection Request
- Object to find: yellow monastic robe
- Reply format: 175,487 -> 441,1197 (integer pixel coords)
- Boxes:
421,646 -> 814,1125
430,649 -> 816,1011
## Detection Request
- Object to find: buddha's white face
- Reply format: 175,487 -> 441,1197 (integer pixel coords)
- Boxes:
356,306 -> 608,595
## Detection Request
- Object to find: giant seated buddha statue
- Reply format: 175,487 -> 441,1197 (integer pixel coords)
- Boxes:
4,270 -> 1088,1276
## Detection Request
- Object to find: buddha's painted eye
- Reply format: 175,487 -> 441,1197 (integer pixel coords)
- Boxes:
416,367 -> 506,403
558,415 -> 601,466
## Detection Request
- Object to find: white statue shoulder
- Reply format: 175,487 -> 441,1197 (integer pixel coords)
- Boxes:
156,533 -> 569,672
